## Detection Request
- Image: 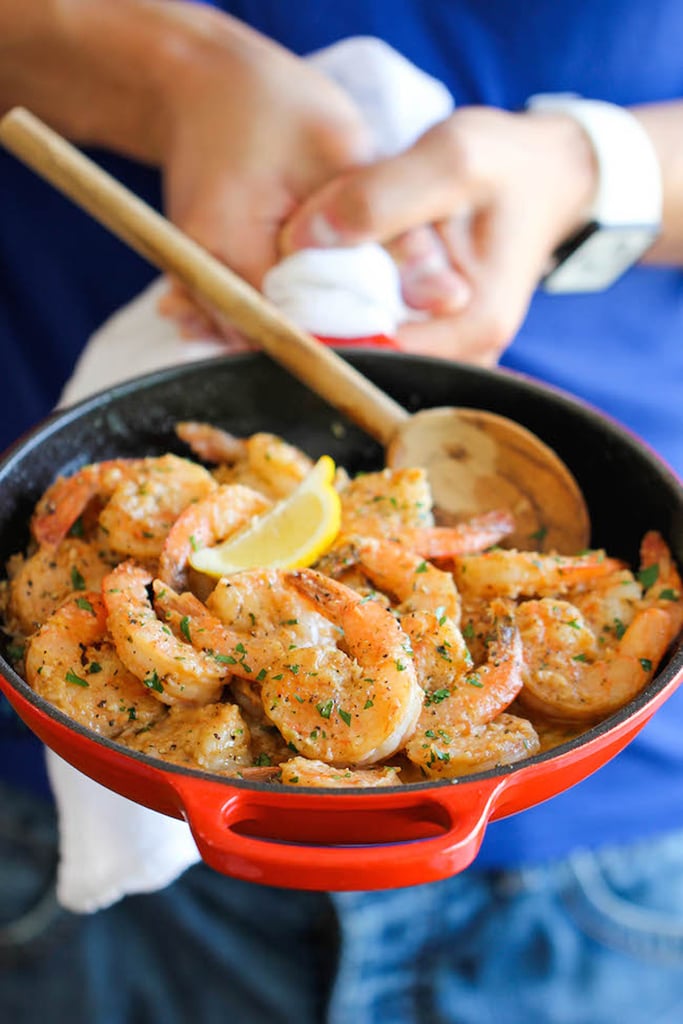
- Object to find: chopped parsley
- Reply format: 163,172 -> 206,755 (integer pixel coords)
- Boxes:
70,566 -> 86,591
67,516 -> 85,538
426,688 -> 450,705
316,699 -> 334,719
143,669 -> 164,693
213,653 -> 237,665
65,669 -> 89,688
637,564 -> 660,590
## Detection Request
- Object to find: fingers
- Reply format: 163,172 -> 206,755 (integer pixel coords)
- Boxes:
395,200 -> 550,364
157,280 -> 217,339
386,226 -> 472,314
157,278 -> 257,351
281,118 -> 480,252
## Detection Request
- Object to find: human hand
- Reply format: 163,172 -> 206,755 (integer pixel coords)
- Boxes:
1,0 -> 373,343
148,8 -> 374,341
281,107 -> 599,364
155,10 -> 371,339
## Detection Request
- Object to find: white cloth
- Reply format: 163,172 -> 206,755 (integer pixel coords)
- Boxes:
48,36 -> 454,914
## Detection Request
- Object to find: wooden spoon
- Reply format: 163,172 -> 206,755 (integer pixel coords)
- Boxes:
0,107 -> 589,552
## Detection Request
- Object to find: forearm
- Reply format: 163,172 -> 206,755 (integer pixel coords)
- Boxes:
633,101 -> 683,265
0,0 -> 251,165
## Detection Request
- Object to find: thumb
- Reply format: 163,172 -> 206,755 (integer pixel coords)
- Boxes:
280,123 -> 475,253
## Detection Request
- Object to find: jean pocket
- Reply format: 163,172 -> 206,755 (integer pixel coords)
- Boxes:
562,830 -> 683,967
0,784 -> 72,965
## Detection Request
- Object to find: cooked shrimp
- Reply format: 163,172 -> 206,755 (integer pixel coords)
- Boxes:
639,530 -> 683,642
404,604 -> 533,778
24,591 -> 162,736
178,423 -> 314,501
175,421 -> 247,464
405,713 -> 540,779
339,470 -> 525,557
216,432 -> 313,499
7,538 -> 112,635
339,467 -> 435,536
207,568 -> 340,652
425,602 -> 524,720
344,535 -> 465,690
451,548 -> 625,600
103,562 -> 227,705
32,455 -> 216,562
568,532 -> 683,647
32,458 -> 143,547
279,756 -> 401,788
98,454 -> 216,563
350,536 -> 461,621
514,597 -> 673,721
390,509 -> 516,558
402,613 -> 473,696
261,569 -> 423,766
569,568 -> 643,646
119,701 -> 252,774
152,579 -> 282,679
158,483 -> 271,591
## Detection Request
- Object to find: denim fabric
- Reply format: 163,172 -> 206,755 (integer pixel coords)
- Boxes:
0,785 -> 337,1024
3,782 -> 683,1024
328,835 -> 683,1024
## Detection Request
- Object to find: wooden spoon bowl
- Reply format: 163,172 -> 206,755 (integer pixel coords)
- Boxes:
0,107 -> 590,553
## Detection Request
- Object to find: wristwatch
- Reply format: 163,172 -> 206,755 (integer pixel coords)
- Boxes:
526,94 -> 662,293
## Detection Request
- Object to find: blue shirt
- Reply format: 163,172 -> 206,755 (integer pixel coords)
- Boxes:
1,0 -> 682,862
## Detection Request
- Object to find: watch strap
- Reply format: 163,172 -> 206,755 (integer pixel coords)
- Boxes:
527,94 -> 662,292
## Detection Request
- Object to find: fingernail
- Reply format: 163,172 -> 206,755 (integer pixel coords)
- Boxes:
401,264 -> 471,313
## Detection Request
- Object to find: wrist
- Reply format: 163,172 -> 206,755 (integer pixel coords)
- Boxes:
520,110 -> 600,247
526,95 -> 663,291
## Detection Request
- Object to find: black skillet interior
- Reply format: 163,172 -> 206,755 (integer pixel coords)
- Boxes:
1,349 -> 682,758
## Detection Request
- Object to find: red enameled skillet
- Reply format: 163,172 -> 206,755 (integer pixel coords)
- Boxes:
1,351 -> 682,891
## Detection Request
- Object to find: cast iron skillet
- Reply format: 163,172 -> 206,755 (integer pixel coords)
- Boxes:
1,351 -> 682,890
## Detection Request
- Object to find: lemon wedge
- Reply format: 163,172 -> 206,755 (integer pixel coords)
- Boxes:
189,455 -> 341,578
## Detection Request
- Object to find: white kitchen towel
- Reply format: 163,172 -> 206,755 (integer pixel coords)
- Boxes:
48,35 -> 454,914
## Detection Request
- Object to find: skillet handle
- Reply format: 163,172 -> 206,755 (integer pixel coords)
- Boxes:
170,776 -> 508,890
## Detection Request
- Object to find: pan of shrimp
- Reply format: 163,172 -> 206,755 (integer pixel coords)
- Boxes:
1,351 -> 682,890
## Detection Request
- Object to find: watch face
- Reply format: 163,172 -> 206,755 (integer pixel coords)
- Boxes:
542,224 -> 660,293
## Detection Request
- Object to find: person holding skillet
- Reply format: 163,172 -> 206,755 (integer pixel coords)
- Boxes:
1,2 -> 683,1022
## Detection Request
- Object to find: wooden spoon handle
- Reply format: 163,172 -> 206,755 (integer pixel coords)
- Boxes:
0,107 -> 408,446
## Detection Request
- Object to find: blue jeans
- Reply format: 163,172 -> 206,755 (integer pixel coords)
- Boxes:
3,783 -> 683,1024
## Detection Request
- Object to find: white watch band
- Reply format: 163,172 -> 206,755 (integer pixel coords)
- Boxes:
527,94 -> 662,292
